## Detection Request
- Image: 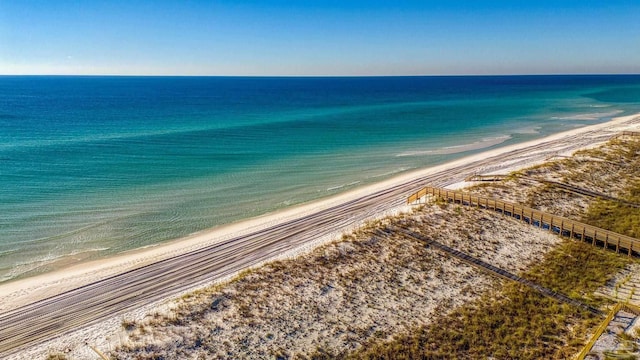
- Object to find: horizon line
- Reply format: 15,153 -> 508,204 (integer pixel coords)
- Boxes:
1,73 -> 639,78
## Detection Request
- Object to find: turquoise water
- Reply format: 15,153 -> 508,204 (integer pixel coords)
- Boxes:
1,75 -> 640,282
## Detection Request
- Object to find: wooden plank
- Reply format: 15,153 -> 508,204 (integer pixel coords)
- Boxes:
408,186 -> 640,256
575,303 -> 622,360
570,224 -> 575,239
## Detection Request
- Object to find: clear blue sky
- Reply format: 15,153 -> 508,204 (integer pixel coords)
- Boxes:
1,0 -> 639,75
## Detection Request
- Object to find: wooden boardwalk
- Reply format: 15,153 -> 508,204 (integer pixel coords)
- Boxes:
464,174 -> 640,208
464,174 -> 510,182
611,130 -> 640,140
575,303 -> 640,360
407,187 -> 640,257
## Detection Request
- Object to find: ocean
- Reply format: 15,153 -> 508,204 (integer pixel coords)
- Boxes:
2,75 -> 640,282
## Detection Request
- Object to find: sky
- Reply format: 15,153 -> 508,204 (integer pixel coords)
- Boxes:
1,0 -> 639,76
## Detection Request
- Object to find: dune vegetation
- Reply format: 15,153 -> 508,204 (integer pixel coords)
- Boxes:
112,136 -> 640,359
113,202 -> 561,359
351,240 -> 629,360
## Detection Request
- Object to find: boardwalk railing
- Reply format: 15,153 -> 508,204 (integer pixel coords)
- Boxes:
575,302 -> 640,360
464,174 -> 510,182
462,174 -> 640,208
611,131 -> 640,140
408,187 -> 640,257
575,303 -> 621,360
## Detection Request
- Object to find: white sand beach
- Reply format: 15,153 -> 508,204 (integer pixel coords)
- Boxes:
2,113 -> 639,310
1,113 -> 640,358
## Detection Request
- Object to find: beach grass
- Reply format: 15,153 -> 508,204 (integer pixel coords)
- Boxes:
112,203 -> 559,359
347,137 -> 640,359
350,240 -> 631,360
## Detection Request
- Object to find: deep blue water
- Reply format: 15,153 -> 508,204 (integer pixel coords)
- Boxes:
1,75 -> 640,282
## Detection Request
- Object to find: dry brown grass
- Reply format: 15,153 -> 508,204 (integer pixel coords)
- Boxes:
351,240 -> 630,360
113,203 -> 559,359
45,354 -> 68,360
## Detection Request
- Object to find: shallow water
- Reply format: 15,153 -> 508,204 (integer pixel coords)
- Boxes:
1,75 -> 640,282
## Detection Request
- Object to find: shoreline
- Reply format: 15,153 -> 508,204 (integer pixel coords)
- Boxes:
1,113 -> 639,314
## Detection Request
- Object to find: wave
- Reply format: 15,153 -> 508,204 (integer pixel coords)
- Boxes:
512,127 -> 541,135
369,167 -> 415,179
0,247 -> 110,283
0,100 -> 438,153
397,135 -> 512,157
326,181 -> 361,192
551,110 -> 623,121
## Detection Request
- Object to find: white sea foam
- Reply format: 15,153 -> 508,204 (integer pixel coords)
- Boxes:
0,247 -> 110,283
551,110 -> 623,121
369,167 -> 415,179
512,127 -> 541,135
326,181 -> 361,192
397,135 -> 512,157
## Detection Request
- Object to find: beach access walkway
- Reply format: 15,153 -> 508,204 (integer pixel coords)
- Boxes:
464,174 -> 640,208
408,187 -> 640,257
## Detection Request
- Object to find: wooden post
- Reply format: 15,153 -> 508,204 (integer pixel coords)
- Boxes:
570,224 -> 575,240
616,237 -> 620,254
629,242 -> 633,257
560,221 -> 564,237
582,227 -> 586,243
593,230 -> 597,246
